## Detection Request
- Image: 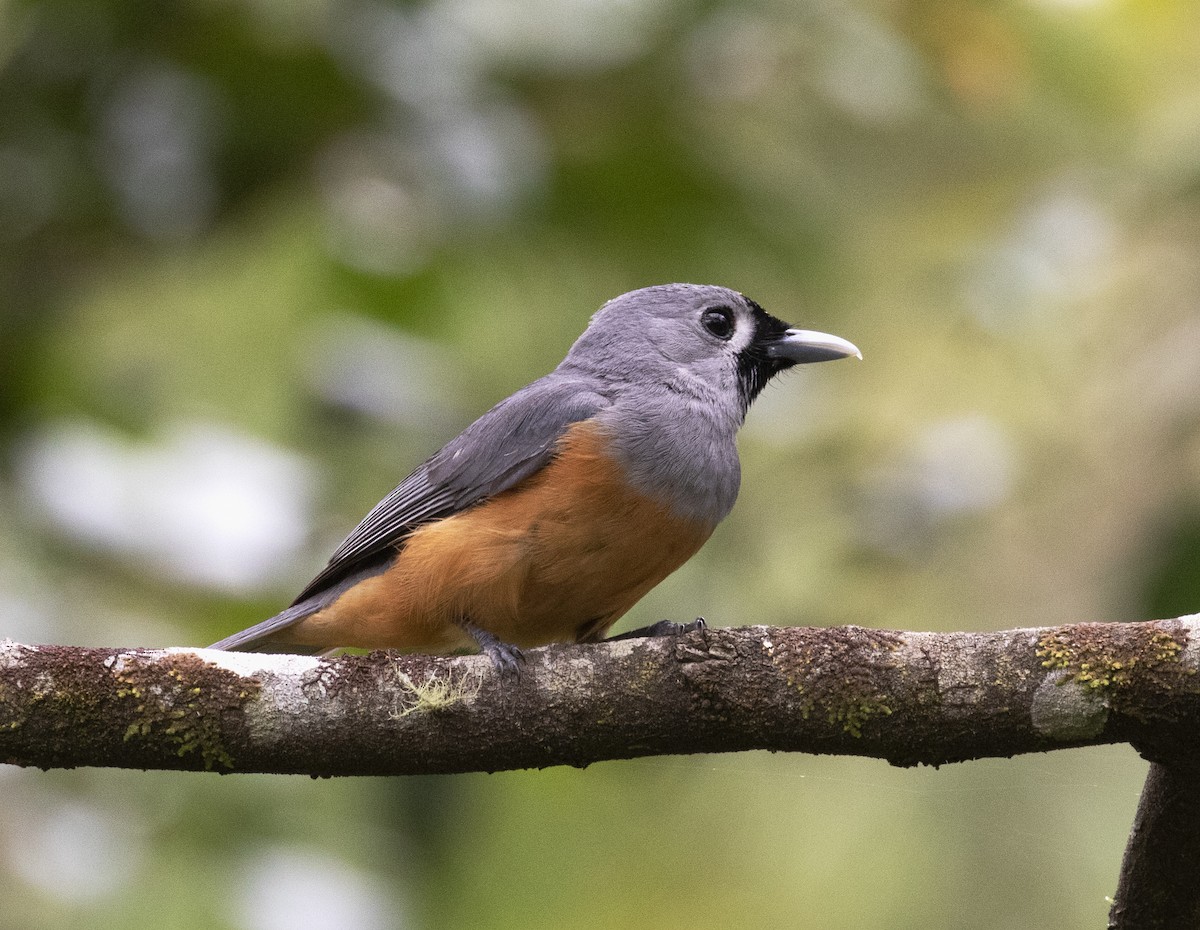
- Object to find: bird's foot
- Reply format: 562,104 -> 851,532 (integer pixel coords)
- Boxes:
606,617 -> 707,642
462,622 -> 525,677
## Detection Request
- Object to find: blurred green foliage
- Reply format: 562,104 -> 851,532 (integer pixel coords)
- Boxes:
3,0 -> 1200,927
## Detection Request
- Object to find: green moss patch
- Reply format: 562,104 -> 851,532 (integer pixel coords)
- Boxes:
1036,623 -> 1196,722
111,652 -> 261,771
772,627 -> 903,737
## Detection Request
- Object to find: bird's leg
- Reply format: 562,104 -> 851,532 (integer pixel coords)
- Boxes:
460,620 -> 525,676
605,617 -> 707,642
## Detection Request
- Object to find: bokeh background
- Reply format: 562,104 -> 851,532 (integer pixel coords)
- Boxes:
3,0 -> 1200,927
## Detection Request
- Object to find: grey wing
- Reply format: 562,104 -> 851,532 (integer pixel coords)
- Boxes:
209,377 -> 609,651
290,376 -> 610,605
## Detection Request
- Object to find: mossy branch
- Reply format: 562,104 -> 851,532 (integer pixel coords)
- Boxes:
5,618 -> 1200,925
5,619 -> 1200,776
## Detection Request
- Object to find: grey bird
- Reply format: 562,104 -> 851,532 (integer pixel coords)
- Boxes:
210,284 -> 860,669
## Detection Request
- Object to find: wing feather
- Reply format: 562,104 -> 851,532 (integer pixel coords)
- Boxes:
211,376 -> 609,651
290,376 -> 609,605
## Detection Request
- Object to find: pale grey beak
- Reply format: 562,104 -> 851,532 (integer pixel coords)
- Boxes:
766,328 -> 862,365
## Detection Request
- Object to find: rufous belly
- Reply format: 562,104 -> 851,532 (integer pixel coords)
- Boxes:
285,420 -> 715,653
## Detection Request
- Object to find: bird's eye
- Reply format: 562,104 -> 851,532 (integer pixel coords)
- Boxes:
701,307 -> 735,340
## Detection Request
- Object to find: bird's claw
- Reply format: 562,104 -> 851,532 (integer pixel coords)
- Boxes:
462,621 -> 525,678
483,640 -> 525,678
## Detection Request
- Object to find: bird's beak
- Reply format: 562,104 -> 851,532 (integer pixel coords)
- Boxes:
766,329 -> 862,364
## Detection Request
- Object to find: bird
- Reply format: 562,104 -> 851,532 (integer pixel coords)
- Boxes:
209,284 -> 859,671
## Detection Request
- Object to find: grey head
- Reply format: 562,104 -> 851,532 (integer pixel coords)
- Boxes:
560,283 -> 859,421
556,283 -> 860,524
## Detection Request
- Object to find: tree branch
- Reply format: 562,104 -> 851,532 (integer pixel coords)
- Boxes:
8,618 -> 1200,922
4,618 -> 1200,777
1108,759 -> 1200,929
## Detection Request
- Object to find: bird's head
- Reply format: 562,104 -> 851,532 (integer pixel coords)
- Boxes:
563,283 -> 860,413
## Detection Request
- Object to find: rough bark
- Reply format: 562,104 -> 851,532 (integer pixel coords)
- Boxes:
8,618 -> 1200,922
4,618 -> 1200,777
1109,760 -> 1200,929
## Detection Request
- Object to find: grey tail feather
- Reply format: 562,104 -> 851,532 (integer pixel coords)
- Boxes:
208,601 -> 325,652
207,558 -> 398,653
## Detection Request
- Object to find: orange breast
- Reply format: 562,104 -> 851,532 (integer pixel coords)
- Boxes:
286,420 -> 716,653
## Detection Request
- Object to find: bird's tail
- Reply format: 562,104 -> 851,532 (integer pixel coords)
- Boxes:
208,602 -> 324,653
208,561 -> 393,654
